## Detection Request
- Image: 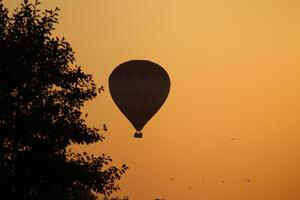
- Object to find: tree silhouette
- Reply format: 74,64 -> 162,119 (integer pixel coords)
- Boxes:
103,196 -> 129,200
72,190 -> 98,200
0,0 -> 128,199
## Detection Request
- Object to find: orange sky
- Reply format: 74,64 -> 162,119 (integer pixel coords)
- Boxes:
4,0 -> 300,199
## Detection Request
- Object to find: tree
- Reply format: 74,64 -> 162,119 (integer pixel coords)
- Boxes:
0,0 -> 128,199
73,190 -> 98,200
106,196 -> 129,200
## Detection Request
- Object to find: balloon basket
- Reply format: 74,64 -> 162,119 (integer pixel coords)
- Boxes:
134,131 -> 143,138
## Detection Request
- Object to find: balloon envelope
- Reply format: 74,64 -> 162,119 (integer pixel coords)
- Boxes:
109,60 -> 170,133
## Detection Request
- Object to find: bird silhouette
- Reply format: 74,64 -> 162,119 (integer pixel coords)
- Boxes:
243,178 -> 250,183
85,113 -> 88,117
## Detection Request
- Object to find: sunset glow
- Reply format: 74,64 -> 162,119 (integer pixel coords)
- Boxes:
4,0 -> 300,199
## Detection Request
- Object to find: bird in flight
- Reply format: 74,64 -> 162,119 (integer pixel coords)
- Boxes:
244,178 -> 250,183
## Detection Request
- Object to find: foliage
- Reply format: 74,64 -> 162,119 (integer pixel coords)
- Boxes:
102,196 -> 129,200
0,0 -> 128,199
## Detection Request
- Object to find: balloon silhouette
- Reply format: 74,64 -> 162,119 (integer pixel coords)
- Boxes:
109,60 -> 170,138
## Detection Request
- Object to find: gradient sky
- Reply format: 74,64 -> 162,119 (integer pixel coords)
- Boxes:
4,0 -> 300,199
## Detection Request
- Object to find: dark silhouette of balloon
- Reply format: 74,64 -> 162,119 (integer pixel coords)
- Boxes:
109,60 -> 170,138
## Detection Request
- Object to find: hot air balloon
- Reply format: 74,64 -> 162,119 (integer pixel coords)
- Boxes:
109,60 -> 170,138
